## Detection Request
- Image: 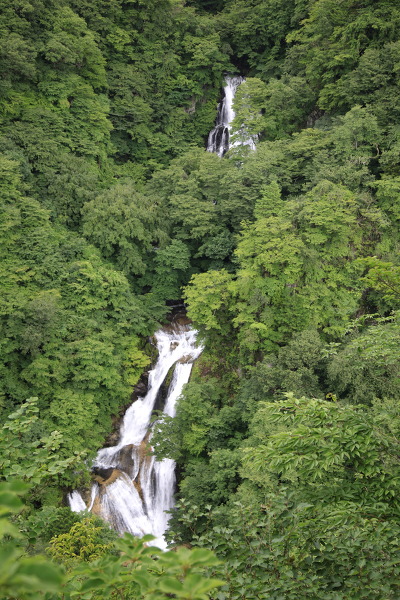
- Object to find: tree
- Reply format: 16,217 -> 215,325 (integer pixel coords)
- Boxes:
218,0 -> 298,75
327,314 -> 400,405
42,7 -> 107,89
183,270 -> 235,343
0,156 -> 152,489
244,394 -> 400,510
0,481 -> 223,600
82,181 -> 162,279
48,517 -> 116,567
0,481 -> 63,600
0,398 -> 86,495
231,77 -> 314,144
150,240 -> 192,301
187,394 -> 400,599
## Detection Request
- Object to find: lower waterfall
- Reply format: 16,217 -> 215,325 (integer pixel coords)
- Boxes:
68,323 -> 203,549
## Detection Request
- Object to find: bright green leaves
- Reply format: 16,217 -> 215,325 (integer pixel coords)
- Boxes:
156,149 -> 226,239
0,482 -> 222,600
182,101 -> 390,357
296,180 -> 359,258
230,77 -> 268,146
198,492 -> 400,600
0,547 -> 64,600
48,517 -> 116,566
0,155 -> 24,203
286,0 -> 400,101
253,180 -> 283,219
231,393 -> 400,597
182,27 -> 230,87
218,0 -> 297,75
375,176 -> 400,227
233,216 -> 303,352
174,382 -> 216,458
183,178 -> 365,357
55,531 -> 223,600
153,380 -> 224,461
158,572 -> 224,599
0,31 -> 37,88
150,147 -> 251,268
0,4 -> 111,207
184,270 -> 234,337
0,398 -> 84,490
236,214 -> 303,281
81,181 -> 162,278
182,392 -> 400,599
123,336 -> 152,387
3,1 -> 400,597
0,481 -> 63,599
149,240 -> 192,302
0,162 -> 153,487
332,105 -> 381,168
228,179 -> 362,353
244,394 -> 400,511
323,260 -> 400,405
43,7 -> 107,89
0,480 -> 27,540
327,313 -> 400,405
231,76 -> 314,144
358,257 -> 400,309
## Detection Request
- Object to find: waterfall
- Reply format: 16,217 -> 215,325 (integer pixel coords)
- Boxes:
207,75 -> 256,157
69,324 -> 203,549
68,490 -> 87,512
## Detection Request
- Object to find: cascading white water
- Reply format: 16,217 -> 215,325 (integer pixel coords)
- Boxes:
69,490 -> 87,512
68,324 -> 202,549
207,75 -> 242,157
207,75 -> 256,157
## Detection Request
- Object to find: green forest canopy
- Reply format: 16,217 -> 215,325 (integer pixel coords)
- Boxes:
1,0 -> 400,598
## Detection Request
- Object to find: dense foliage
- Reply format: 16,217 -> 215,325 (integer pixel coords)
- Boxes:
2,0 -> 400,598
0,480 -> 223,600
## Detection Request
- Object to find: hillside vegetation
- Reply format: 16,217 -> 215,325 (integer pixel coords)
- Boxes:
1,0 -> 400,598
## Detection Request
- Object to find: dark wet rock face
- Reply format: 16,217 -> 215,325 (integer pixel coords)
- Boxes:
92,466 -> 114,482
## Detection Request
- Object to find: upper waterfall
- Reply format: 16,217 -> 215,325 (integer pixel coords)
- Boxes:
207,75 -> 256,157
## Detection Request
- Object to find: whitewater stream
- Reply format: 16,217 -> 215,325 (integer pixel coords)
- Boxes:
69,324 -> 203,549
207,75 -> 256,156
68,75 -> 252,547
